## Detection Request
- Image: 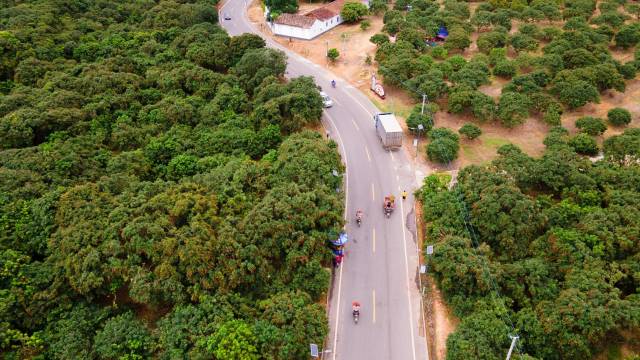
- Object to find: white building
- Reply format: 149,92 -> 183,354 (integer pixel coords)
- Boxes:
267,0 -> 348,40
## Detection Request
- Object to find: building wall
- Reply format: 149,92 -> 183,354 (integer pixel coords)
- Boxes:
271,23 -> 315,39
270,14 -> 343,40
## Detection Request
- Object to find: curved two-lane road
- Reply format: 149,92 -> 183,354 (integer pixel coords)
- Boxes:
219,3 -> 428,359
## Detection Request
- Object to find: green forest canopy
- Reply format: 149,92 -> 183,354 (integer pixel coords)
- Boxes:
0,0 -> 343,358
418,129 -> 640,360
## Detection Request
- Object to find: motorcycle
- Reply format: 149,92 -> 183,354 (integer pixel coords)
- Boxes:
352,302 -> 361,324
383,196 -> 395,219
355,212 -> 363,227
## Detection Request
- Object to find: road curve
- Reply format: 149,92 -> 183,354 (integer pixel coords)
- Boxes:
219,3 -> 428,360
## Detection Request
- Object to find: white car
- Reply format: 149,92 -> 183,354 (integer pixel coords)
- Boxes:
320,91 -> 333,108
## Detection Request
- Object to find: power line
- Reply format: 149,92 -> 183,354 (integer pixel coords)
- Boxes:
376,64 -> 436,123
452,186 -> 523,357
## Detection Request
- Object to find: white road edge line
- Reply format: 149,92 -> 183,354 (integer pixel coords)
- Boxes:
365,146 -> 372,162
371,183 -> 375,201
399,199 -> 418,360
324,111 -> 347,360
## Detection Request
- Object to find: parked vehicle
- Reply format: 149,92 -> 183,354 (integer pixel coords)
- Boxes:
374,112 -> 403,149
320,91 -> 333,108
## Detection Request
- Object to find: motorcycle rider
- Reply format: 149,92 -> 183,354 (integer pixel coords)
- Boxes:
352,301 -> 361,318
331,79 -> 336,88
355,210 -> 363,225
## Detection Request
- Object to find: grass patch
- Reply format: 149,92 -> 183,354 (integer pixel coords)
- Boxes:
483,136 -> 511,149
460,142 -> 480,163
607,343 -> 622,360
369,96 -> 413,119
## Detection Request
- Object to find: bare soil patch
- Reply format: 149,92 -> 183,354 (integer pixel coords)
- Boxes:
561,79 -> 640,137
430,281 -> 459,360
249,0 -> 382,89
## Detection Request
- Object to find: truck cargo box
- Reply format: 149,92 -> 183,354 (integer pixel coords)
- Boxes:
374,112 -> 403,149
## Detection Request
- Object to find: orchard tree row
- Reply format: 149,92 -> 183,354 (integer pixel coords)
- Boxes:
418,127 -> 640,359
370,0 -> 639,127
0,0 -> 342,358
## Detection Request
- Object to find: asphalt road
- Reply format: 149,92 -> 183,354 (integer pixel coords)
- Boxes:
219,4 -> 428,360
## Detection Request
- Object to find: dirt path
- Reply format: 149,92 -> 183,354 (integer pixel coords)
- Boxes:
430,282 -> 458,360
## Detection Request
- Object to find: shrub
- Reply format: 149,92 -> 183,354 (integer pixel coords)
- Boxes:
497,92 -> 532,127
615,23 -> 640,48
445,27 -> 472,51
341,2 -> 368,23
489,47 -> 507,65
370,33 -> 389,46
429,127 -> 460,142
510,33 -> 538,52
427,138 -> 459,163
539,26 -> 562,41
552,79 -> 600,109
360,19 -> 371,31
518,24 -> 540,37
477,31 -> 508,54
447,55 -> 468,71
569,133 -> 599,155
431,46 -> 448,59
458,123 -> 482,139
575,116 -> 607,136
544,126 -> 569,147
369,0 -> 388,15
617,62 -> 637,80
493,60 -> 517,78
406,105 -> 435,134
542,107 -> 562,126
327,48 -> 339,62
607,107 -> 632,126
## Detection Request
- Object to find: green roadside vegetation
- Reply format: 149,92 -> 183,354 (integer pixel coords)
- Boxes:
417,128 -> 640,360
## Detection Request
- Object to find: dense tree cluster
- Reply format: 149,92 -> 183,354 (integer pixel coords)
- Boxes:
418,136 -> 640,359
0,1 -> 342,358
266,0 -> 298,16
341,1 -> 369,23
427,127 -> 460,163
370,0 -> 639,127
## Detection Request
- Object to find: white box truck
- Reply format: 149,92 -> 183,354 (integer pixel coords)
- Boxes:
374,112 -> 403,150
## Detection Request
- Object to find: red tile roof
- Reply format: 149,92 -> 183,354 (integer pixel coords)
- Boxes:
306,7 -> 336,21
274,13 -> 316,28
274,0 -> 350,29
322,0 -> 347,15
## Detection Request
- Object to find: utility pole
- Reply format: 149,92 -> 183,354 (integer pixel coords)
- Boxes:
325,40 -> 329,65
506,335 -> 519,360
421,94 -> 427,115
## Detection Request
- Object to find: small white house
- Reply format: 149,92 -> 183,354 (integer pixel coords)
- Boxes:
268,0 -> 348,40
